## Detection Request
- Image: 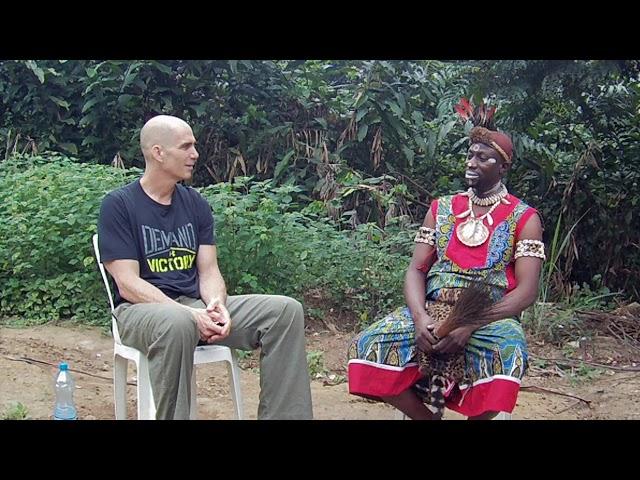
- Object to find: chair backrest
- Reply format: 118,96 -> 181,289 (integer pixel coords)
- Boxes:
92,234 -> 123,344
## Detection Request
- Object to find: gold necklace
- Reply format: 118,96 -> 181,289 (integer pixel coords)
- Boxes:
455,192 -> 510,247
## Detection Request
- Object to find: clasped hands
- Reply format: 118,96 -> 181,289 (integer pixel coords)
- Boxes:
191,298 -> 231,344
414,314 -> 474,355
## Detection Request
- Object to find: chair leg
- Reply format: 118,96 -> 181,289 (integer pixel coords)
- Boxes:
136,357 -> 156,420
189,368 -> 198,420
227,350 -> 244,420
113,354 -> 128,420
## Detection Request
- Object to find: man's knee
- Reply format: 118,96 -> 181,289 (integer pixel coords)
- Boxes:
269,295 -> 304,330
154,306 -> 198,343
283,295 -> 303,313
282,295 -> 304,321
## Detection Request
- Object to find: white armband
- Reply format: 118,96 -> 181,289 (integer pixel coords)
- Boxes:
414,226 -> 436,246
514,239 -> 546,260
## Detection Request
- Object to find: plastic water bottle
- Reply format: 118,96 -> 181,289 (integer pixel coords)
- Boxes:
53,362 -> 77,420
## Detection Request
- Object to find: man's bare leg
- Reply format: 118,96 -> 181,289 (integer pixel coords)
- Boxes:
382,390 -> 439,420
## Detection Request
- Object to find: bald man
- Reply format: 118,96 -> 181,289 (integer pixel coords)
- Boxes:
98,115 -> 313,419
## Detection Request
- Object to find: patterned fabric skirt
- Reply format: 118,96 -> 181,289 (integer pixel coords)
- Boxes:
347,293 -> 528,417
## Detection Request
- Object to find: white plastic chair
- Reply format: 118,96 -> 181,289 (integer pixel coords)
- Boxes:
92,234 -> 243,420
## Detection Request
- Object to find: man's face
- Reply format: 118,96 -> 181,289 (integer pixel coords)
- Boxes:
464,142 -> 508,192
159,126 -> 199,181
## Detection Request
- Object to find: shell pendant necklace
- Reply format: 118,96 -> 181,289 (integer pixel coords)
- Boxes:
455,183 -> 510,247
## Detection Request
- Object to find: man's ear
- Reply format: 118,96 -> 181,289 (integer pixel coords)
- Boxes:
151,144 -> 164,163
500,160 -> 511,175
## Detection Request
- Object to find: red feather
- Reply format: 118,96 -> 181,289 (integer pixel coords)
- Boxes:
454,97 -> 498,129
454,97 -> 473,121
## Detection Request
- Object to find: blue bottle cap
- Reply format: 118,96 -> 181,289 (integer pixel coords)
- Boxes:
59,362 -> 68,371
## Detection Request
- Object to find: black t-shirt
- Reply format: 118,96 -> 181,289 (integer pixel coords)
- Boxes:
97,179 -> 215,306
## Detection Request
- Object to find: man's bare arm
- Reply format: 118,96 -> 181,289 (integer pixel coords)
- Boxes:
196,244 -> 227,308
104,259 -> 177,305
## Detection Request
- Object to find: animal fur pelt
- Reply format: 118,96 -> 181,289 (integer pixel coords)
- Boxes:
417,283 -> 495,418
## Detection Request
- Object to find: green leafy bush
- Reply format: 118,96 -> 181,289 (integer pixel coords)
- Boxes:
1,159 -> 412,327
0,154 -> 139,324
203,177 -> 411,323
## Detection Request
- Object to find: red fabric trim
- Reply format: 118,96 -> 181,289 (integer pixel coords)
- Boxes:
445,378 -> 520,417
506,262 -> 517,292
430,199 -> 439,218
348,362 -> 422,398
508,206 -> 539,292
349,362 -> 521,417
515,207 -> 538,240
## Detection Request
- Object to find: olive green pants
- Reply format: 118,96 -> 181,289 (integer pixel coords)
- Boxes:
114,294 -> 313,420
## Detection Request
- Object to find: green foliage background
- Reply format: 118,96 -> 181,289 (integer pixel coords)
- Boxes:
1,60 -> 638,327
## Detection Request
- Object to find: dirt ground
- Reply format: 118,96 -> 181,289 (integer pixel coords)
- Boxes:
2,319 -> 640,420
